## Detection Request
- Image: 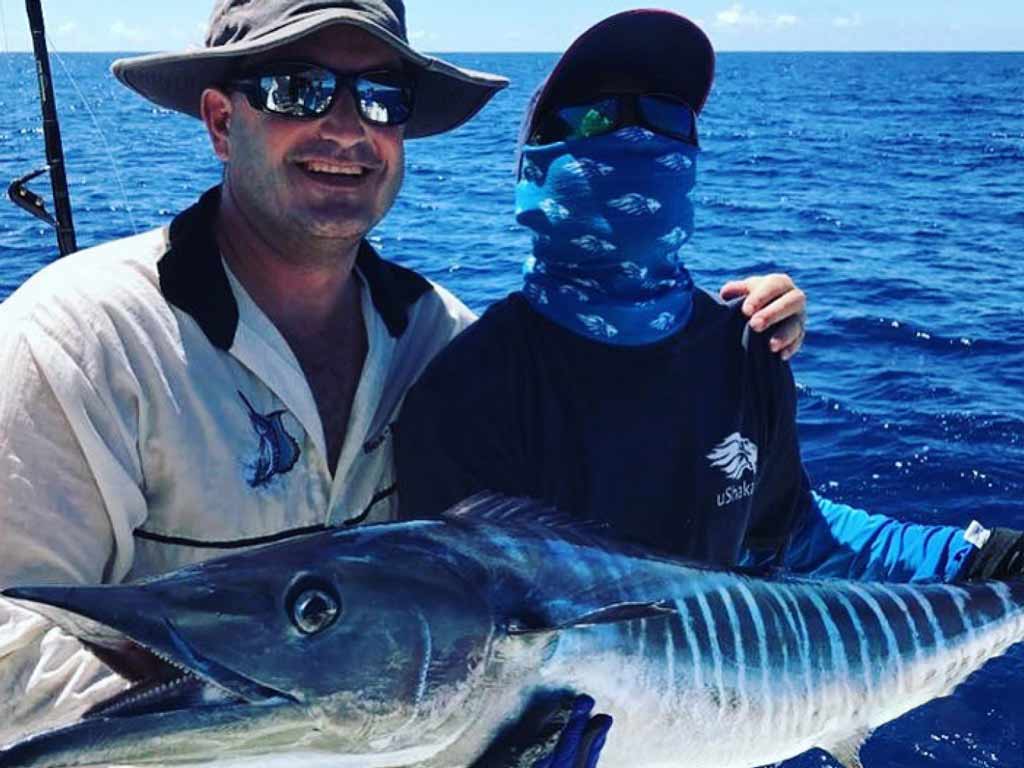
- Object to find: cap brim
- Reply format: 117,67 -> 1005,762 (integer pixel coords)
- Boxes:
523,10 -> 714,143
111,9 -> 508,139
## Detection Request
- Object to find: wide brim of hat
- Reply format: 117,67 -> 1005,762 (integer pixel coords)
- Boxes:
522,9 -> 715,144
111,10 -> 508,139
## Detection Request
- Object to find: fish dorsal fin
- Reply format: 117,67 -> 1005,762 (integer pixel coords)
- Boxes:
442,492 -> 610,534
508,600 -> 678,636
823,729 -> 871,768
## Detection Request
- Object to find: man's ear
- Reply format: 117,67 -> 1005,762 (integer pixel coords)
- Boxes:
201,87 -> 234,162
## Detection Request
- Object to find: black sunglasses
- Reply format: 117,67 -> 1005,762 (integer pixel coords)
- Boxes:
229,61 -> 415,126
529,93 -> 698,146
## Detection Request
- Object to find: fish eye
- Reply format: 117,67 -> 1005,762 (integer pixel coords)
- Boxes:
287,581 -> 341,635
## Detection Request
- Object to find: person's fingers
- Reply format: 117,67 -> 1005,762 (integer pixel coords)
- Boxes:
719,278 -> 755,301
749,287 -> 806,333
741,274 -> 799,321
741,274 -> 794,315
768,314 -> 806,360
779,329 -> 806,362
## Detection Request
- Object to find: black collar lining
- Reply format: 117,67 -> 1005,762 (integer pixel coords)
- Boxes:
157,186 -> 432,349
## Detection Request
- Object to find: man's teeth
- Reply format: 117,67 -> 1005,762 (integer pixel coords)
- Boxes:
303,162 -> 365,176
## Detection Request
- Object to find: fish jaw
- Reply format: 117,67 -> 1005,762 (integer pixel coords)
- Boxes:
0,700 -> 313,768
3,584 -> 293,705
0,584 -> 313,766
0,540 -> 503,767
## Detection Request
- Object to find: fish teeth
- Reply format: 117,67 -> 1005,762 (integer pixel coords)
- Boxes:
87,671 -> 199,718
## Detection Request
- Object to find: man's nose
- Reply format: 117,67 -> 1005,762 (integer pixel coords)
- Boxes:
317,87 -> 368,142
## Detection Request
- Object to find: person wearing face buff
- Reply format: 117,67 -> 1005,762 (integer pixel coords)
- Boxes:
397,13 -> 1023,757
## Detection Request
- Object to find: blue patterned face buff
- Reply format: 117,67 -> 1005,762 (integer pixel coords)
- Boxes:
516,126 -> 699,346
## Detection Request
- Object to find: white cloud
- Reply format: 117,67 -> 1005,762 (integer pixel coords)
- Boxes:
109,20 -> 147,44
716,4 -> 762,27
55,21 -> 78,37
833,13 -> 863,28
775,15 -> 799,27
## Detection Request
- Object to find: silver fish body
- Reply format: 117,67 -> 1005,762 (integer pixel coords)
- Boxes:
2,496 -> 1022,768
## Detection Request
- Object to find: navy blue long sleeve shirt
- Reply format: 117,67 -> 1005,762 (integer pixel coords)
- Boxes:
396,290 -> 974,581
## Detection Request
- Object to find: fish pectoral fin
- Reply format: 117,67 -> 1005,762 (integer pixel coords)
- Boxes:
822,728 -> 871,768
508,600 -> 677,636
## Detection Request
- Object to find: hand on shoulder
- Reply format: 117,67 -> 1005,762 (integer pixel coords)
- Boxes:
720,273 -> 806,361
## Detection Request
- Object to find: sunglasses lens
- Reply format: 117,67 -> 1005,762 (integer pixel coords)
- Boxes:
354,72 -> 414,125
637,96 -> 697,144
256,67 -> 335,118
531,98 -> 619,145
560,98 -> 619,140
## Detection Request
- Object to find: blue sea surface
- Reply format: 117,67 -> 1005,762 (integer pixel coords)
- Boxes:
1,51 -> 1023,767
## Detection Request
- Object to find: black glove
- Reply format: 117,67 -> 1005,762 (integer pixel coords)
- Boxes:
964,527 -> 1024,581
470,690 -> 612,768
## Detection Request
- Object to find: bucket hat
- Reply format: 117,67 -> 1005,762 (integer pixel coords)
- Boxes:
517,9 -> 715,150
111,0 -> 509,139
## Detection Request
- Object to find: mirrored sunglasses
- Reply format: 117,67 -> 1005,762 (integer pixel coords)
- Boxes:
230,62 -> 415,126
530,93 -> 698,146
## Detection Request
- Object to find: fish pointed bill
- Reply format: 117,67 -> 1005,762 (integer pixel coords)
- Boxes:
2,584 -> 292,706
0,584 -> 306,768
0,524 -> 499,767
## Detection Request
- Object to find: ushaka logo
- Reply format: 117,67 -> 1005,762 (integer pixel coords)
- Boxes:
707,432 -> 758,480
707,433 -> 758,508
238,391 -> 300,488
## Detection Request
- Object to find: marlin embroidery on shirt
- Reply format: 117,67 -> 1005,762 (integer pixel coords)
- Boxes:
238,391 -> 301,488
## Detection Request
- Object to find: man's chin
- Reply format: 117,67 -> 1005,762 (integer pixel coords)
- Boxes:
303,215 -> 377,245
284,203 -> 380,245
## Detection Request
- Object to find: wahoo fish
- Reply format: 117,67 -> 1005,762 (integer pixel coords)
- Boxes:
2,495 -> 1022,768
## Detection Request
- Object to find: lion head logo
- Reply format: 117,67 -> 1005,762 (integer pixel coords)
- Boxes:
707,433 -> 758,481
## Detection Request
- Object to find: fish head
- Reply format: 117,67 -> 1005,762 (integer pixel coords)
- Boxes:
0,525 -> 497,765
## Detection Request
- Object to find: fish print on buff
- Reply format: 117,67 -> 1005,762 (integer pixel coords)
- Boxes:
2,495 -> 1023,768
516,128 -> 700,346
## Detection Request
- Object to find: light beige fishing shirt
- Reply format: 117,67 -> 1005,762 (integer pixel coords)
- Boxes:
0,187 -> 474,746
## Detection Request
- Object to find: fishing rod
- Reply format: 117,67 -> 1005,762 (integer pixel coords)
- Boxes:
7,0 -> 76,256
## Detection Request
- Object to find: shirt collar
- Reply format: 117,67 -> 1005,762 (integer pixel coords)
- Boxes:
157,186 -> 430,349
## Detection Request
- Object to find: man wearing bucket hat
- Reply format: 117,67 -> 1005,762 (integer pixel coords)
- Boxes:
397,8 -> 1014,647
0,0 -> 504,743
0,0 -> 812,756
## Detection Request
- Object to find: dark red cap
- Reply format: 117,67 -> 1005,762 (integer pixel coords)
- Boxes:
518,9 -> 715,148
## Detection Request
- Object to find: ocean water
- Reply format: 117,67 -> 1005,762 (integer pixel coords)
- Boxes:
1,51 -> 1023,767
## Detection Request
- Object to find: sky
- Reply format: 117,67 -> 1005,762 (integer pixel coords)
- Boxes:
0,0 -> 1021,53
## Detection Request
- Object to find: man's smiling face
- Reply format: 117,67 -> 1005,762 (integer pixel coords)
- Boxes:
214,25 -> 407,250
